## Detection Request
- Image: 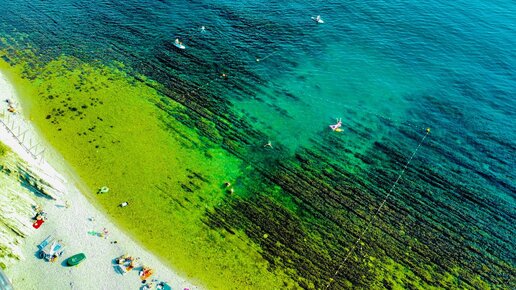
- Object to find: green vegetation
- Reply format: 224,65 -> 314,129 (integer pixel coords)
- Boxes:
0,141 -> 9,157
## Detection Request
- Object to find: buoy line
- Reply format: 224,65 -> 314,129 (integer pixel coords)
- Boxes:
325,128 -> 431,289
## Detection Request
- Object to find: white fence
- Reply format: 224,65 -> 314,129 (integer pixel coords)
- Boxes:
0,109 -> 46,163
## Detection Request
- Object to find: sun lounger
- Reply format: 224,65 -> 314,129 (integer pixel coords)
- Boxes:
115,264 -> 128,275
38,237 -> 65,262
38,235 -> 52,250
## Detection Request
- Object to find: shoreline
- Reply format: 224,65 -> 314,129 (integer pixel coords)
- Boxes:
0,70 -> 200,289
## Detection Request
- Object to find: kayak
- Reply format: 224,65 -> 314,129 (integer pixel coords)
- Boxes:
67,253 -> 86,266
173,42 -> 186,50
311,17 -> 324,24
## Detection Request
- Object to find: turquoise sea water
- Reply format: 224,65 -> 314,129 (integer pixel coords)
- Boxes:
1,0 -> 514,288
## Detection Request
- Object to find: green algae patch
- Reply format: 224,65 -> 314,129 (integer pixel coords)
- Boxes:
0,53 -> 298,289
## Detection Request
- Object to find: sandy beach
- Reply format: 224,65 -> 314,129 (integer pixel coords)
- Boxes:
0,71 -> 201,290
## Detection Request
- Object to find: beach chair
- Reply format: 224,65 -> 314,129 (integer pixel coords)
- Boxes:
115,264 -> 129,275
38,235 -> 52,250
38,238 -> 65,262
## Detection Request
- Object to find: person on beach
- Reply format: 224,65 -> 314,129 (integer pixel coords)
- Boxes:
126,260 -> 137,271
6,99 -> 16,113
116,254 -> 128,264
34,209 -> 47,221
101,227 -> 109,239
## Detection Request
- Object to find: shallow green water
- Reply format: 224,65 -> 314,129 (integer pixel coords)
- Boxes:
0,52 -> 298,289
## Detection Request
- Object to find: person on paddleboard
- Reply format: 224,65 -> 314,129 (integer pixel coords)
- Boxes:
329,118 -> 342,131
313,15 -> 324,24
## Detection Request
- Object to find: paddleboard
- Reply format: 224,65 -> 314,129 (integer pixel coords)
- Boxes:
311,17 -> 324,24
173,42 -> 186,50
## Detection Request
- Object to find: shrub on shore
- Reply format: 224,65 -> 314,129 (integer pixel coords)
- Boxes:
0,141 -> 10,157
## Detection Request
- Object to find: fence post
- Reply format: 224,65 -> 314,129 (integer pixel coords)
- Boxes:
39,149 -> 46,165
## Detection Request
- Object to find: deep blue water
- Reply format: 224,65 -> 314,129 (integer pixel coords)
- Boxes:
0,0 -> 514,287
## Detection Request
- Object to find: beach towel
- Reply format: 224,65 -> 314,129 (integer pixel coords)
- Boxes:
33,219 -> 45,229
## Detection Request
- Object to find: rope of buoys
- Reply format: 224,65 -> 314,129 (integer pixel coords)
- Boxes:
325,128 -> 430,289
255,51 -> 279,62
183,72 -> 229,99
170,15 -> 433,289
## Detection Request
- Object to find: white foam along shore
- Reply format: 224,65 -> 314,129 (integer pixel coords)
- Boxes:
0,70 -> 201,290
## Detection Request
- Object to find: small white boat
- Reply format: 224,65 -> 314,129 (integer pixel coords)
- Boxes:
311,16 -> 324,24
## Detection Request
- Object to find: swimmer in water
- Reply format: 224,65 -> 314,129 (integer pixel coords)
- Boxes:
201,26 -> 206,32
